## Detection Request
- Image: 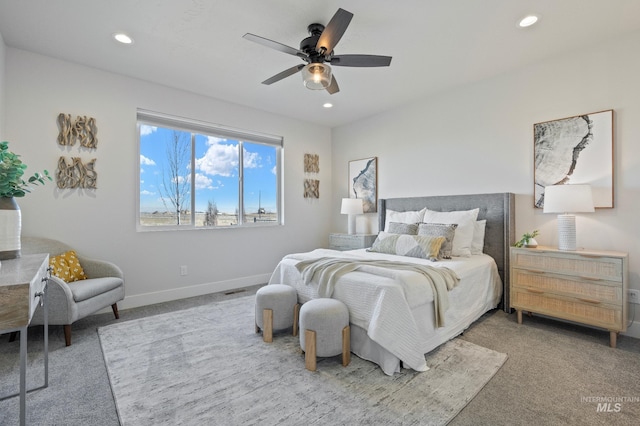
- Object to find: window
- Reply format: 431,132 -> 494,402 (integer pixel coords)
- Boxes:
137,110 -> 282,230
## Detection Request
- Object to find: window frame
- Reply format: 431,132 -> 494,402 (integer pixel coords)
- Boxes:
136,109 -> 283,231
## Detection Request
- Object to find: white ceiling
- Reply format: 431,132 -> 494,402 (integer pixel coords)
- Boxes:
1,1 -> 640,128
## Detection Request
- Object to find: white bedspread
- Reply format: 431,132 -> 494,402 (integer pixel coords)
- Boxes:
268,248 -> 501,373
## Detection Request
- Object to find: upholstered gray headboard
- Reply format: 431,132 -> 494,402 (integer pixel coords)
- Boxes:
378,192 -> 515,312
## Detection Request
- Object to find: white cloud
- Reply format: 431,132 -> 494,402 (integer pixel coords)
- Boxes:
140,189 -> 155,196
271,165 -> 276,175
194,173 -> 213,190
243,149 -> 260,169
195,137 -> 238,177
140,125 -> 157,136
140,155 -> 156,166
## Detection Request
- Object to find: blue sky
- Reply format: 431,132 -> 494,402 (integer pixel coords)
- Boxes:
139,125 -> 277,214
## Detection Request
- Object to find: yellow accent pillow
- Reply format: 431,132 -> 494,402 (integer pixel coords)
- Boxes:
49,250 -> 87,282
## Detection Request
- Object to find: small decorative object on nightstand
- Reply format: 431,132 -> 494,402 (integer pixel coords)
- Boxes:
340,198 -> 363,235
329,233 -> 377,251
510,245 -> 628,348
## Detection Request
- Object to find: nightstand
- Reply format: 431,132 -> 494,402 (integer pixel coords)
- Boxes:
510,246 -> 628,348
329,233 -> 377,251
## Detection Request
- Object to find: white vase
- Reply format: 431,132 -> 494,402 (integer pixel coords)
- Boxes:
0,197 -> 22,259
524,238 -> 538,248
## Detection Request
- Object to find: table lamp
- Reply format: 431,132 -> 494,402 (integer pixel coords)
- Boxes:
341,198 -> 364,235
543,184 -> 595,251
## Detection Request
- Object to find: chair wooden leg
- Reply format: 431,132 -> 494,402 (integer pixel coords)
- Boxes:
342,325 -> 351,367
263,309 -> 273,343
111,303 -> 120,319
305,329 -> 317,371
64,324 -> 72,346
293,303 -> 300,337
9,331 -> 18,342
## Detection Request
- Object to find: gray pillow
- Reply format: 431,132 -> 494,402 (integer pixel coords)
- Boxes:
387,221 -> 419,235
418,223 -> 457,259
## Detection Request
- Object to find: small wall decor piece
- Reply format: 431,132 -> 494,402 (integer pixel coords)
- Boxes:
304,153 -> 319,173
348,157 -> 377,213
56,156 -> 97,189
303,179 -> 319,199
534,110 -> 613,208
57,113 -> 98,148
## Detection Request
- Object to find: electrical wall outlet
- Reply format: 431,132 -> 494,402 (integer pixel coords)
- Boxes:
180,265 -> 188,276
629,289 -> 640,305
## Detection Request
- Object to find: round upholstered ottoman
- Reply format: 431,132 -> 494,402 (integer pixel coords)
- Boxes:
255,284 -> 299,343
299,298 -> 350,371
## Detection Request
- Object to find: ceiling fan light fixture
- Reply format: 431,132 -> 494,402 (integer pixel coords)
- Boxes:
302,63 -> 332,90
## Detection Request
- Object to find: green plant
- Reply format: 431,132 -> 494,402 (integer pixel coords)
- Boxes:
514,229 -> 539,248
0,141 -> 52,198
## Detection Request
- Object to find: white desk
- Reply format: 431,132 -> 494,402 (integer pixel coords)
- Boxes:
0,254 -> 50,426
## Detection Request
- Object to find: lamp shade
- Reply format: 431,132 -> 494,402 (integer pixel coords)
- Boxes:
302,63 -> 332,90
341,198 -> 364,215
543,184 -> 595,213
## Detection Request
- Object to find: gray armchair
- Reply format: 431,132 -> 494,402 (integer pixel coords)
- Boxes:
19,236 -> 125,346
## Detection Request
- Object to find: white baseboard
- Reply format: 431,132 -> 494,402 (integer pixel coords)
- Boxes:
622,320 -> 640,339
104,273 -> 270,312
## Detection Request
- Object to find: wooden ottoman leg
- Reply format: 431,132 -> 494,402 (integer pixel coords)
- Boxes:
263,309 -> 273,343
293,303 -> 300,337
305,329 -> 317,371
342,325 -> 351,367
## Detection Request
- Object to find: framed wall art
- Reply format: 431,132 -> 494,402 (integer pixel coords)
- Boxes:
534,109 -> 613,208
348,157 -> 377,213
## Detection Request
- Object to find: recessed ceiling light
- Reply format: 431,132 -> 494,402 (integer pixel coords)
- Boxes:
518,15 -> 539,28
323,103 -> 333,108
113,33 -> 134,44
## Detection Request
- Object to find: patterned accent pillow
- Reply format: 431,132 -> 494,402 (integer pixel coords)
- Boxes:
368,231 -> 445,261
49,250 -> 87,282
387,221 -> 419,235
418,223 -> 458,259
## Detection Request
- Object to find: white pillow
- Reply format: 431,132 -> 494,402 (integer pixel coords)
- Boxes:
384,208 -> 426,232
422,208 -> 479,257
471,220 -> 486,255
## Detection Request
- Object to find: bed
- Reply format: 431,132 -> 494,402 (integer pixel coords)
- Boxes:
269,192 -> 515,375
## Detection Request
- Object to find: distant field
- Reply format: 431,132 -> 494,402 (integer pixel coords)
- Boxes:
140,212 -> 277,227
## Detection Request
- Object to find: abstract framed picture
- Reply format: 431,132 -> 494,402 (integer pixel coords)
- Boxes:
534,109 -> 613,209
348,157 -> 377,213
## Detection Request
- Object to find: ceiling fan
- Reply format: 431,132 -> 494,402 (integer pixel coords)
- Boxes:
243,8 -> 392,94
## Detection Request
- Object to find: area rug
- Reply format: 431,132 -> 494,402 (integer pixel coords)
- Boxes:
98,295 -> 507,425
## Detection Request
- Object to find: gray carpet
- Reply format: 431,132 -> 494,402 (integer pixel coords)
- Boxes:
98,295 -> 507,425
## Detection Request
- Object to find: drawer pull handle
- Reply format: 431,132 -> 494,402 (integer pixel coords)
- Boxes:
578,254 -> 603,259
578,297 -> 601,305
521,269 -> 545,275
525,288 -> 544,294
580,276 -> 603,282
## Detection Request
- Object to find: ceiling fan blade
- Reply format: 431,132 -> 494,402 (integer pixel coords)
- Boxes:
261,64 -> 305,85
316,8 -> 353,54
326,75 -> 339,94
243,33 -> 307,59
330,54 -> 392,67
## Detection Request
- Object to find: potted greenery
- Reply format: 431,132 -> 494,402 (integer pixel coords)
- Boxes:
0,140 -> 51,259
514,230 -> 539,248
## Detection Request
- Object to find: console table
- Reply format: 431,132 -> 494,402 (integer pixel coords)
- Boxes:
0,254 -> 50,426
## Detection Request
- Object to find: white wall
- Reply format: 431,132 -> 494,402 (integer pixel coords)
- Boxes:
5,48 -> 332,309
0,32 -> 6,137
331,31 -> 640,336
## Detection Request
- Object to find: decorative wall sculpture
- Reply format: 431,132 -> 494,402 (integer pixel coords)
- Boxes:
534,110 -> 613,208
56,156 -> 97,189
304,153 -> 319,173
303,179 -> 319,199
57,113 -> 98,148
303,153 -> 320,198
348,157 -> 377,213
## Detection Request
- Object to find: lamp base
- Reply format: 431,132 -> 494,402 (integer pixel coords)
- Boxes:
347,215 -> 357,235
557,214 -> 576,251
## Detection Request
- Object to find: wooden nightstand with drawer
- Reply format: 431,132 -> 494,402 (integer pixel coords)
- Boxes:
329,233 -> 377,251
510,246 -> 628,348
